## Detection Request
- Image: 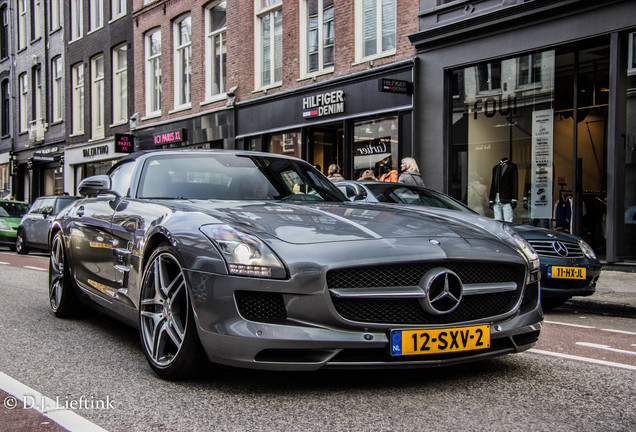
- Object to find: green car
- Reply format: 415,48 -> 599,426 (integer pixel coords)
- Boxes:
0,199 -> 30,251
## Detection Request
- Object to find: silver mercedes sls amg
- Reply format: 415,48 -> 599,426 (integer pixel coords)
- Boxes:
48,150 -> 543,380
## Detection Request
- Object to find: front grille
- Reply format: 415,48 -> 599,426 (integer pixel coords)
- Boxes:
327,262 -> 517,289
235,291 -> 287,322
527,239 -> 583,258
328,262 -> 523,325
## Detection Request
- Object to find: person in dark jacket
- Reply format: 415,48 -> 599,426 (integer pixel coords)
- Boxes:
398,157 -> 425,187
488,157 -> 518,222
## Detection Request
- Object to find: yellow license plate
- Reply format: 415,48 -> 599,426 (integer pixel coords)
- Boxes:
390,324 -> 490,356
548,266 -> 586,279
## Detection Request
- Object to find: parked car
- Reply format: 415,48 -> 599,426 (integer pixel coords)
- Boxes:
336,180 -> 602,309
16,195 -> 80,254
49,150 -> 542,380
0,199 -> 30,251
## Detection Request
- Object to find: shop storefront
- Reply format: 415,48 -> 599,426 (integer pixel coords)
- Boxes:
410,1 -> 636,263
0,152 -> 9,198
235,60 -> 414,181
13,145 -> 64,202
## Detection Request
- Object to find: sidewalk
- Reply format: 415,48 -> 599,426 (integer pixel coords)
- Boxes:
561,268 -> 636,318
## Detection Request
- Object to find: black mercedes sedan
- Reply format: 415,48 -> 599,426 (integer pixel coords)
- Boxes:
336,180 -> 602,310
49,150 -> 542,380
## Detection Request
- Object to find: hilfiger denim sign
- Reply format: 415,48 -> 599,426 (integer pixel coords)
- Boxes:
302,90 -> 345,119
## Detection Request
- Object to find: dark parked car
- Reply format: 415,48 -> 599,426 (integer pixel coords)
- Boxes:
0,199 -> 30,251
336,180 -> 602,309
49,150 -> 542,380
16,195 -> 79,254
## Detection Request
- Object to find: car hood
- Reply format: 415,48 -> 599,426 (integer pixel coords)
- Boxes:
165,200 -> 503,245
509,223 -> 580,242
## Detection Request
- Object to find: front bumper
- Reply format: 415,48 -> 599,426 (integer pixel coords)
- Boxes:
186,267 -> 543,371
539,261 -> 602,299
0,231 -> 17,247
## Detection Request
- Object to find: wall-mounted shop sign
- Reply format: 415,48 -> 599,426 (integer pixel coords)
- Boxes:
82,145 -> 109,159
154,129 -> 186,145
354,137 -> 391,157
379,78 -> 412,94
115,133 -> 134,153
32,147 -> 60,163
302,90 -> 345,119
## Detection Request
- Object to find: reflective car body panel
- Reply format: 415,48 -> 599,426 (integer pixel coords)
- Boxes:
50,150 -> 542,372
336,180 -> 601,301
0,200 -> 29,248
18,196 -> 79,252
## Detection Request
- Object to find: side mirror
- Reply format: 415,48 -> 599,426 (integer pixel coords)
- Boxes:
78,175 -> 120,198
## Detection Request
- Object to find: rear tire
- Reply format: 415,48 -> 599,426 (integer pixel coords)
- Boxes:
16,230 -> 30,255
139,245 -> 207,380
49,231 -> 80,317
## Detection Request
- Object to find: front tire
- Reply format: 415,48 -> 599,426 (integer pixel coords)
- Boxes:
16,230 -> 30,255
49,232 -> 80,317
139,245 -> 206,380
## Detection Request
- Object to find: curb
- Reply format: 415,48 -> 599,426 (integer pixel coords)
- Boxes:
559,298 -> 636,319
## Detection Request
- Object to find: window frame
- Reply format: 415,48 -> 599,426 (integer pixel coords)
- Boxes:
111,0 -> 126,22
70,0 -> 83,41
204,1 -> 227,102
89,0 -> 104,33
354,0 -> 396,64
0,5 -> 8,59
31,65 -> 42,123
1,79 -> 10,136
91,54 -> 105,139
476,62 -> 502,94
50,0 -> 62,31
17,0 -> 27,50
300,0 -> 335,78
19,73 -> 27,133
112,44 -> 128,125
628,32 -> 636,76
173,14 -> 192,110
71,63 -> 84,135
145,29 -> 162,117
31,0 -> 42,41
52,56 -> 63,122
518,53 -> 542,88
254,0 -> 283,90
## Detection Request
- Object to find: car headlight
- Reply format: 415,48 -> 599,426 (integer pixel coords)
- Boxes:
200,224 -> 285,278
503,225 -> 540,271
0,220 -> 10,230
579,239 -> 597,260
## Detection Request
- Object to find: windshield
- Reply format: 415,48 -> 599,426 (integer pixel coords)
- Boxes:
0,201 -> 29,218
365,183 -> 475,213
137,153 -> 346,202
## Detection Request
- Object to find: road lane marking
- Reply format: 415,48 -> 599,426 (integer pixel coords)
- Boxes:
0,371 -> 109,432
0,262 -> 8,265
529,349 -> 636,371
544,320 -> 595,329
601,328 -> 636,336
23,266 -> 47,271
576,342 -> 636,355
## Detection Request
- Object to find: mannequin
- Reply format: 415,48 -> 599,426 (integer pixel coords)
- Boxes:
489,157 -> 518,222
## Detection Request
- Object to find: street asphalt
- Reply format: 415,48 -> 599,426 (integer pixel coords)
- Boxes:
561,267 -> 636,318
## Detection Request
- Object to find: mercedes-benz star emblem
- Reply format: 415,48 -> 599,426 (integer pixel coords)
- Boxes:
553,241 -> 569,257
418,268 -> 463,315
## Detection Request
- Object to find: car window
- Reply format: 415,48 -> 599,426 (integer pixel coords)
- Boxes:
137,154 -> 345,202
39,198 -> 55,215
367,184 -> 474,213
0,201 -> 30,217
54,197 -> 78,214
110,162 -> 135,197
27,199 -> 43,214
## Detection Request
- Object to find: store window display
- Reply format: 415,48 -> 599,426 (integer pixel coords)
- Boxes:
488,157 -> 517,222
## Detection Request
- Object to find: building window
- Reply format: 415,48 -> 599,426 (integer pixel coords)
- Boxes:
50,0 -> 62,31
71,0 -> 83,41
629,32 -> 636,76
518,54 -> 542,87
354,116 -> 399,180
145,29 -> 161,116
477,62 -> 501,93
302,0 -> 334,76
19,73 -> 27,133
268,130 -> 302,159
111,0 -> 126,21
91,55 -> 104,138
256,0 -> 282,88
0,5 -> 8,59
205,1 -> 226,100
17,0 -> 26,50
72,63 -> 84,134
1,79 -> 9,136
356,0 -> 396,62
31,65 -> 42,123
52,57 -> 63,122
113,44 -> 127,124
31,0 -> 42,40
173,15 -> 191,108
90,0 -> 103,31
